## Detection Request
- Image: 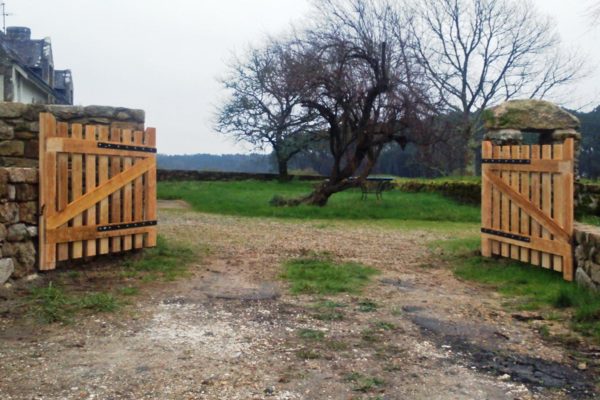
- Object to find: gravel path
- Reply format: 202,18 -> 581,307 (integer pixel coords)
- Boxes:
0,205 -> 597,399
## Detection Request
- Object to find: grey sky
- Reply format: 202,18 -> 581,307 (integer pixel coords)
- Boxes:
8,0 -> 600,155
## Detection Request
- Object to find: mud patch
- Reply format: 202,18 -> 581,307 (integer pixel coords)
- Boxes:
410,314 -> 595,398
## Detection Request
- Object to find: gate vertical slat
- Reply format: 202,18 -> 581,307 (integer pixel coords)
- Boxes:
39,113 -> 57,271
491,145 -> 501,255
530,145 -> 541,266
541,145 -> 553,269
563,139 -> 575,281
71,124 -> 84,259
144,128 -> 157,247
98,126 -> 110,255
122,129 -> 133,251
510,145 -> 521,261
57,122 -> 70,261
85,125 -> 98,257
519,145 -> 531,264
553,144 -> 564,272
500,146 -> 511,258
481,141 -> 493,257
110,127 -> 122,253
133,130 -> 145,249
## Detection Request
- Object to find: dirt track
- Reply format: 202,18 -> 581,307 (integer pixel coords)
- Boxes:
0,204 -> 598,399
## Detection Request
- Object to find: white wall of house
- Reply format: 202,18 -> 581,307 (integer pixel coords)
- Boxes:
13,66 -> 50,104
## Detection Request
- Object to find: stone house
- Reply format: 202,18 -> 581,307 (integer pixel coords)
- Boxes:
0,26 -> 73,105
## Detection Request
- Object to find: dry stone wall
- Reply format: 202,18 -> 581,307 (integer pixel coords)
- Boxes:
0,102 -> 145,284
574,223 -> 600,292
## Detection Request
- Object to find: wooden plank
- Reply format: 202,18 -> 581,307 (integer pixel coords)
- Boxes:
481,141 -> 493,257
46,137 -> 155,158
98,126 -> 110,254
110,127 -> 122,253
519,145 -> 530,264
500,146 -> 510,257
71,124 -> 84,259
481,234 -> 571,257
47,156 -> 153,230
541,145 -> 552,269
48,225 -> 156,244
144,128 -> 157,247
530,145 -> 541,266
510,145 -> 520,260
133,131 -> 144,249
39,113 -> 57,271
122,130 -> 133,251
563,138 -> 575,281
56,122 -> 69,261
553,144 -> 564,272
85,126 -> 98,257
484,171 -> 570,241
485,160 -> 569,173
491,145 -> 501,255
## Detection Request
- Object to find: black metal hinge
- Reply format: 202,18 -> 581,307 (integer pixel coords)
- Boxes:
481,159 -> 531,165
98,142 -> 157,153
97,220 -> 158,232
481,228 -> 531,243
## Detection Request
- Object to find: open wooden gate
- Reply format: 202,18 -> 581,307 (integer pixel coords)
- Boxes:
481,139 -> 575,281
39,113 -> 157,271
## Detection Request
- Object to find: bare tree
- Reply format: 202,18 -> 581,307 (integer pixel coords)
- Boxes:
282,0 -> 440,206
216,41 -> 321,180
410,0 -> 584,174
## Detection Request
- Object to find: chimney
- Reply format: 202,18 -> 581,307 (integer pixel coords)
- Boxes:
6,27 -> 31,41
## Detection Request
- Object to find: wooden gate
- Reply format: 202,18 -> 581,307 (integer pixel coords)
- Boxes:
39,113 -> 157,271
481,139 -> 575,281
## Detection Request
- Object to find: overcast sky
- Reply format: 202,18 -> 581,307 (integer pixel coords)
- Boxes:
8,0 -> 600,155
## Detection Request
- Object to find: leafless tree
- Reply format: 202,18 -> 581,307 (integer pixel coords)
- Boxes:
282,0 -> 441,206
410,0 -> 584,174
216,41 -> 321,180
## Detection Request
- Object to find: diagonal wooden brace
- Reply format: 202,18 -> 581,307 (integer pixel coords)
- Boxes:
45,157 -> 154,230
484,171 -> 570,241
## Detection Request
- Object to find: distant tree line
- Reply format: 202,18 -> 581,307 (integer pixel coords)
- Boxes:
160,104 -> 600,179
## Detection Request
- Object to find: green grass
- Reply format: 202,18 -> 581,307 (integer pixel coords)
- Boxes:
344,372 -> 385,392
435,237 -> 600,342
123,235 -> 195,281
158,180 -> 480,223
282,257 -> 379,295
298,328 -> 325,340
580,214 -> 600,226
28,283 -> 121,324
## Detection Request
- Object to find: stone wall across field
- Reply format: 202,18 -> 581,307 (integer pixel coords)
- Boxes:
157,169 -> 325,182
0,102 -> 145,168
0,167 -> 38,284
574,223 -> 600,291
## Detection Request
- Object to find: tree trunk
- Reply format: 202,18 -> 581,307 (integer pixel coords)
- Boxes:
277,158 -> 290,182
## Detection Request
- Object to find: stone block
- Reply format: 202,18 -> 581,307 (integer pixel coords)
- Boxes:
7,184 -> 15,200
0,122 -> 14,140
15,184 -> 37,201
575,246 -> 586,263
0,224 -> 7,241
0,157 -> 38,168
4,241 -> 36,278
0,103 -> 28,118
24,140 -> 38,158
0,202 -> 18,223
7,223 -> 29,242
484,129 -> 523,145
18,202 -> 37,224
590,264 -> 600,284
13,121 -> 39,133
0,140 -> 24,157
576,268 -> 598,292
26,226 -> 38,237
83,105 -> 115,119
0,258 -> 14,284
8,168 -> 38,183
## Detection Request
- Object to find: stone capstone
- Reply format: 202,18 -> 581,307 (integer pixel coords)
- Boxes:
0,258 -> 14,284
483,100 -> 580,131
0,102 -> 28,118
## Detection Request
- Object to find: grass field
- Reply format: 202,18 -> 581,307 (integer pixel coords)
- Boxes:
158,180 -> 481,223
